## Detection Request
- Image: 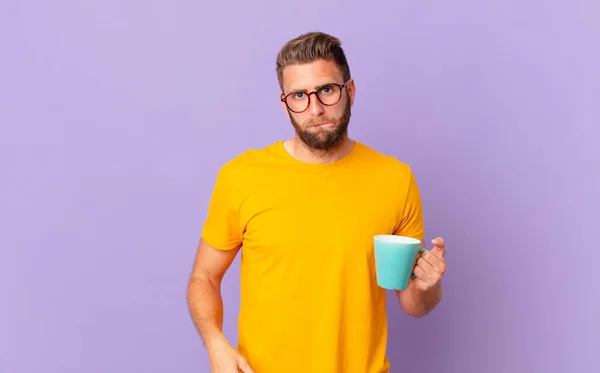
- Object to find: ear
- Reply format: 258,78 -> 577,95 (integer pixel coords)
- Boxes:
280,94 -> 291,120
347,79 -> 356,106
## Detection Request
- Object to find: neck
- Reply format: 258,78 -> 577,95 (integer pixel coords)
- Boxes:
284,135 -> 354,164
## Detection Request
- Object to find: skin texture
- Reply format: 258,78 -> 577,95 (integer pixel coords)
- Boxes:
186,59 -> 446,372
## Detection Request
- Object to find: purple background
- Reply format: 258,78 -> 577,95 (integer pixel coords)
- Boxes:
1,1 -> 599,372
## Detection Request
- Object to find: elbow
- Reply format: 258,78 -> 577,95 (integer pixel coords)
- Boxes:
186,278 -> 197,306
187,273 -> 219,300
407,309 -> 429,318
406,299 -> 443,319
400,303 -> 430,318
398,292 -> 442,319
186,275 -> 206,301
399,301 -> 429,318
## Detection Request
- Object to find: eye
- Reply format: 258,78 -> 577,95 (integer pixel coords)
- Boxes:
319,85 -> 335,95
293,92 -> 305,100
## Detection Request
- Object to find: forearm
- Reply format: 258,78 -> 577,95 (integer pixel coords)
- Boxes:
187,276 -> 230,349
397,280 -> 443,318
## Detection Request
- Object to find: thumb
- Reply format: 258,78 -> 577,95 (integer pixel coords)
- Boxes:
238,358 -> 256,373
431,237 -> 445,258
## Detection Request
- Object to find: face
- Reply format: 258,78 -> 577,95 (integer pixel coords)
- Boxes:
280,60 -> 355,152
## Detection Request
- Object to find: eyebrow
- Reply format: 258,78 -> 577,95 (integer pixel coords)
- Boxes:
287,81 -> 338,93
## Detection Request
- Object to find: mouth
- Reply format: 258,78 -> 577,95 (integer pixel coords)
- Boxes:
309,122 -> 335,129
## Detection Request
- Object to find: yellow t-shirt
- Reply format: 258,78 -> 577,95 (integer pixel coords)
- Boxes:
201,140 -> 425,373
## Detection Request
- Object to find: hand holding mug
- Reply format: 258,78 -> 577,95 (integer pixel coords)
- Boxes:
412,237 -> 446,291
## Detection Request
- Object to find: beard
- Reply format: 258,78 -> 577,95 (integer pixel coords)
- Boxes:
289,96 -> 351,152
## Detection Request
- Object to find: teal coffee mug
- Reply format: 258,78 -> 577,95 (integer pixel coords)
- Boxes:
373,235 -> 426,290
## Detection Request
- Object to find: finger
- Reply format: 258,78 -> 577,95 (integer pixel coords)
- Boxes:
416,256 -> 435,277
431,237 -> 445,258
423,251 -> 448,275
431,247 -> 444,259
421,251 -> 445,268
238,359 -> 256,373
412,277 -> 429,291
412,264 -> 428,279
431,237 -> 444,247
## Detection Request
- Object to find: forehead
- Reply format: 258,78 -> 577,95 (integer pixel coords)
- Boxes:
281,59 -> 344,92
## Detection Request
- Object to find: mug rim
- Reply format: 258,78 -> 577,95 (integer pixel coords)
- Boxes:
373,234 -> 421,244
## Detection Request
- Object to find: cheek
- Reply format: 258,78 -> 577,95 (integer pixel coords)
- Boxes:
326,106 -> 345,120
290,112 -> 309,126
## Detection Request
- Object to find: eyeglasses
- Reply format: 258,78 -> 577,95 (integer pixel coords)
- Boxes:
280,80 -> 351,113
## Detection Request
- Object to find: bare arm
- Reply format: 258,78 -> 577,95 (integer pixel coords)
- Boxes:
187,238 -> 240,350
187,239 -> 255,372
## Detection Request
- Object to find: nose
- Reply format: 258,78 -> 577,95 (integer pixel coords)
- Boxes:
307,92 -> 325,116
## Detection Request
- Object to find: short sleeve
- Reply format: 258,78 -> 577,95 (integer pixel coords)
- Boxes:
393,170 -> 425,241
201,164 -> 243,250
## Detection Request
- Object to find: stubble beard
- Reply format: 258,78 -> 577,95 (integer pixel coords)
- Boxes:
289,96 -> 351,153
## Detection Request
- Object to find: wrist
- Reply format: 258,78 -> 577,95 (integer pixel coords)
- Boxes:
204,332 -> 230,352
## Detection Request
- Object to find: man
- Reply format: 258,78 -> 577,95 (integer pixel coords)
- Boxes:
187,31 -> 447,373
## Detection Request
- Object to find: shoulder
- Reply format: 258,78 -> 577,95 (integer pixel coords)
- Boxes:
215,141 -> 283,179
354,141 -> 415,178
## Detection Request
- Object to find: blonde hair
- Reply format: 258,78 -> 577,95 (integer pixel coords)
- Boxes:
276,31 -> 351,91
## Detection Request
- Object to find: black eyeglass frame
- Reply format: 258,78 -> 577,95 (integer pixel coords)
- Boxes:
280,79 -> 351,113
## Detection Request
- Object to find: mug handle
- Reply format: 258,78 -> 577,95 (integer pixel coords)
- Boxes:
410,248 -> 428,279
